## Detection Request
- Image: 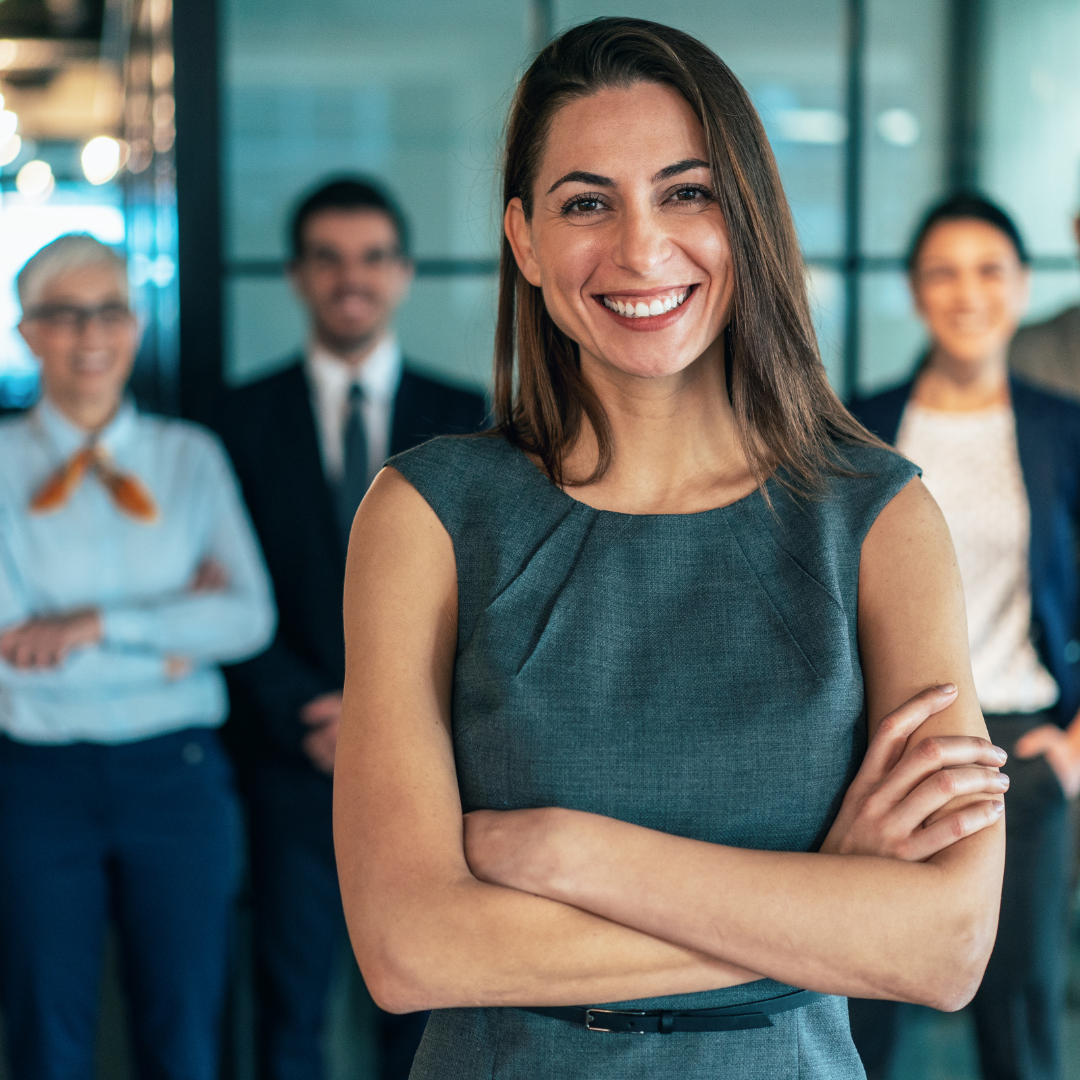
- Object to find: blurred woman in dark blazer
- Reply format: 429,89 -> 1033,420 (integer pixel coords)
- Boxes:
849,194 -> 1080,1080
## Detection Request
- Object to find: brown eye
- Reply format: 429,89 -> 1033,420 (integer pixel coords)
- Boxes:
562,194 -> 606,216
667,185 -> 714,210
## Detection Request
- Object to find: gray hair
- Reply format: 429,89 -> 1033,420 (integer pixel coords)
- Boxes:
17,234 -> 128,312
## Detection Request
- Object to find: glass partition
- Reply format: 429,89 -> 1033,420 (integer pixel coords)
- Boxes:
221,0 -> 532,387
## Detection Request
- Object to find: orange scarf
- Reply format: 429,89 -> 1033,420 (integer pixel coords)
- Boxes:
29,445 -> 158,523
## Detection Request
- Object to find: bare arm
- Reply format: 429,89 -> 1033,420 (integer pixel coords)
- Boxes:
464,478 -> 1006,1010
333,468 -> 757,1014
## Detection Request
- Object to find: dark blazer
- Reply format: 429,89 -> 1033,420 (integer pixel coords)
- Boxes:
850,375 -> 1080,724
213,358 -> 489,764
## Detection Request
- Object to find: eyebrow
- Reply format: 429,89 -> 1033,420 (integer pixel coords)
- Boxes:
545,158 -> 710,195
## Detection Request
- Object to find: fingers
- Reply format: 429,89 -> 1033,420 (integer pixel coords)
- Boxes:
888,766 -> 1009,835
875,735 -> 1006,808
894,799 -> 1005,862
3,629 -> 62,668
1014,724 -> 1061,759
191,558 -> 230,593
860,685 -> 960,785
303,727 -> 336,774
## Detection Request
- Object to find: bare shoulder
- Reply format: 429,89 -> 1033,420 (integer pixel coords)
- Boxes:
858,477 -> 984,739
862,475 -> 953,564
345,466 -> 457,619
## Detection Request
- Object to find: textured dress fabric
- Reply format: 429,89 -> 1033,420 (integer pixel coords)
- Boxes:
388,434 -> 918,1080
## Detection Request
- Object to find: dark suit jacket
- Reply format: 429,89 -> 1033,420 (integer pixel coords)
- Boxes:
213,358 -> 488,765
850,375 -> 1080,724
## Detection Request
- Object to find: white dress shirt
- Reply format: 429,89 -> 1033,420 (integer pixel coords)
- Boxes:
305,336 -> 403,486
897,403 -> 1059,714
0,398 -> 276,744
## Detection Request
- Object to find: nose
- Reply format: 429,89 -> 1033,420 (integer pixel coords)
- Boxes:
953,267 -> 985,307
77,316 -> 110,347
611,200 -> 672,276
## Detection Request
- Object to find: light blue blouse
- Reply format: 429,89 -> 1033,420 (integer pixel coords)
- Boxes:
0,398 -> 276,745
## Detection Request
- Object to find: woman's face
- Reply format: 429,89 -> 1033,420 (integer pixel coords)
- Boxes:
911,219 -> 1029,368
504,81 -> 733,381
19,263 -> 138,424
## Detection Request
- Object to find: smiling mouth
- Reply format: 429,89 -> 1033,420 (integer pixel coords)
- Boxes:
600,286 -> 694,319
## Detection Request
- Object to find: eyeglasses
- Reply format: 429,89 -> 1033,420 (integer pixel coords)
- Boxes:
27,302 -> 134,331
304,247 -> 406,271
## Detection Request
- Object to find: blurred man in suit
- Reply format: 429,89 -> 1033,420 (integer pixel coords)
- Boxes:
213,178 -> 487,1080
1011,208 -> 1080,397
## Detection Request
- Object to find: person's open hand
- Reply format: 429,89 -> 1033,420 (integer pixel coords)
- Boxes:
821,684 -> 1007,860
1015,724 -> 1080,798
300,691 -> 343,774
0,609 -> 103,669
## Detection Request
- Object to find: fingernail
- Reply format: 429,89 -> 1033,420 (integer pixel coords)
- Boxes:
991,800 -> 1004,813
938,683 -> 957,694
993,746 -> 1008,761
998,773 -> 1010,788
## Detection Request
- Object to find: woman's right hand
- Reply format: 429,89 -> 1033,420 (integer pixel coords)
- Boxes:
820,685 -> 1007,861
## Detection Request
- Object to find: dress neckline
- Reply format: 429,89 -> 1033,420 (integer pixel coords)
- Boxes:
499,436 -> 768,521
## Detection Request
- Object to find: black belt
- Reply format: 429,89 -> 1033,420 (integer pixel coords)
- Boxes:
520,988 -> 821,1034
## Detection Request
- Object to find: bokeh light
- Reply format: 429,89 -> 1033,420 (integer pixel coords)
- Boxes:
15,160 -> 55,202
81,136 -> 123,185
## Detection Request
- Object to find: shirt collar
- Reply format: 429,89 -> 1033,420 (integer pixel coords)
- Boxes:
306,334 -> 403,401
34,395 -> 138,459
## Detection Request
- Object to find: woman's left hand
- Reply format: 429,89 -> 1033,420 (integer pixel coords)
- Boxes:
0,609 -> 103,669
1015,724 -> 1080,798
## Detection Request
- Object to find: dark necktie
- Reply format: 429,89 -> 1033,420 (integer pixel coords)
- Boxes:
336,382 -> 369,550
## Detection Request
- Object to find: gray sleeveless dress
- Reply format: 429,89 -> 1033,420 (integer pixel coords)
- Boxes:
390,434 -> 917,1080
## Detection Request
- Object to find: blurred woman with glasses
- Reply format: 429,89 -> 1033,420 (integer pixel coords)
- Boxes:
849,194 -> 1080,1080
0,234 -> 275,1080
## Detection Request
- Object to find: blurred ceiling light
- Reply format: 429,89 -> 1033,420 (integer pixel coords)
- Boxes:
876,108 -> 920,147
0,109 -> 17,144
16,159 -> 54,202
0,134 -> 21,167
81,135 -> 122,184
0,41 -> 17,71
777,109 -> 848,145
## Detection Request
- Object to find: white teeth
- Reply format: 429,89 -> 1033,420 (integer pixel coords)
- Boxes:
603,288 -> 690,318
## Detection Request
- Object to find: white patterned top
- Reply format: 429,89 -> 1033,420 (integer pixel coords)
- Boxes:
897,403 -> 1059,714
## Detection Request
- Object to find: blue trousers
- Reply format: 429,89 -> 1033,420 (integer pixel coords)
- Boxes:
0,728 -> 243,1080
246,757 -> 428,1080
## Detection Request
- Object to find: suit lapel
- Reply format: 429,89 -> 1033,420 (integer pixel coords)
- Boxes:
1011,377 -> 1052,585
389,368 -> 417,457
275,363 -> 344,562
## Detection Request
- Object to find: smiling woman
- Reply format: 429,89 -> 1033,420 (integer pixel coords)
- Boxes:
332,19 -> 1007,1080
0,234 -> 275,1080
849,194 -> 1080,1080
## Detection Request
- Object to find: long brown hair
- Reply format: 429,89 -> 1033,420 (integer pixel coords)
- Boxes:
493,17 -> 876,489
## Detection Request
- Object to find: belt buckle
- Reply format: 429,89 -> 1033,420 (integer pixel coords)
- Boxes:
585,1008 -> 648,1033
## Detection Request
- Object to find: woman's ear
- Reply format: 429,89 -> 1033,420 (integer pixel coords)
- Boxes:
504,198 -> 542,287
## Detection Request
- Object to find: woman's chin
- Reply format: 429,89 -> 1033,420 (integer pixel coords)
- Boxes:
587,341 -> 709,382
